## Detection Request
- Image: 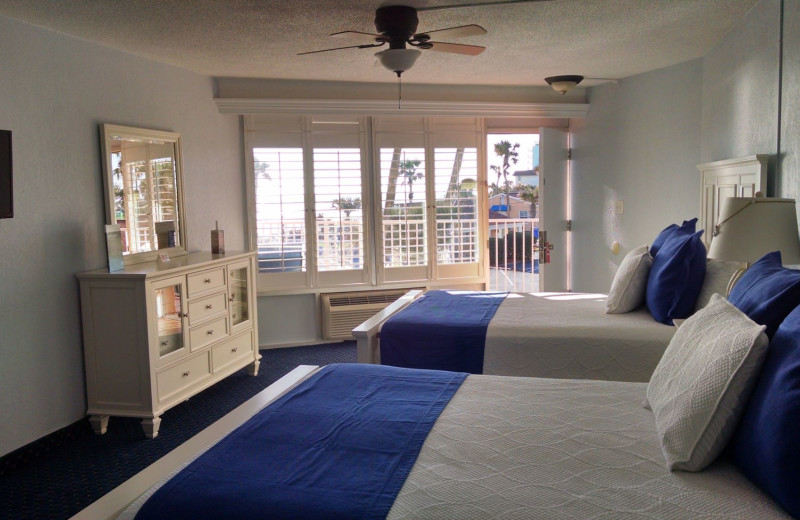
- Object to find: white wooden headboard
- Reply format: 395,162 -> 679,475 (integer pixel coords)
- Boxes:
697,155 -> 769,247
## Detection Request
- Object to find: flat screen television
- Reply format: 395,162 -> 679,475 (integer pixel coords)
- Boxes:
0,130 -> 12,219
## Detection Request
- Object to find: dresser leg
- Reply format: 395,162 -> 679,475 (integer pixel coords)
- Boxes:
247,357 -> 260,376
89,415 -> 110,435
141,416 -> 162,439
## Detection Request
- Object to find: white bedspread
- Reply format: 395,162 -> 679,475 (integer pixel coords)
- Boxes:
484,293 -> 677,382
389,375 -> 789,520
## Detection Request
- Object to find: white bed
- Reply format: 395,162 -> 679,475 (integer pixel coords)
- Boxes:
86,365 -> 790,520
355,156 -> 767,383
355,291 -> 676,383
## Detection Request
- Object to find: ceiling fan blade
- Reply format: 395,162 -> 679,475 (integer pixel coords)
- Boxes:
416,24 -> 487,39
298,43 -> 384,56
426,41 -> 486,55
418,0 -> 554,11
330,31 -> 381,44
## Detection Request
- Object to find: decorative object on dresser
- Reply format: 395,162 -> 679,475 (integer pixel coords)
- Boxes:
0,129 -> 12,219
211,220 -> 224,254
77,251 -> 260,439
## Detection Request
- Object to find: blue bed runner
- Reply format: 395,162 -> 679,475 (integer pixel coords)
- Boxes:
380,290 -> 507,374
135,363 -> 467,520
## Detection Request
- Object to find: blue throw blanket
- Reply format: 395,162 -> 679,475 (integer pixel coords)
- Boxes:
380,290 -> 507,374
135,363 -> 467,520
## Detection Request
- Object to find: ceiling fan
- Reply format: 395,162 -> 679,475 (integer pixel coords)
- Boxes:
298,1 -> 553,77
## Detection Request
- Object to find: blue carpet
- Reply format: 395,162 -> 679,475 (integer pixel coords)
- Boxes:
0,341 -> 356,520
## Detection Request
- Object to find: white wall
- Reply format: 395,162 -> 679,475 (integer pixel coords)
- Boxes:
569,60 -> 703,293
0,15 -> 243,456
701,0 -> 781,184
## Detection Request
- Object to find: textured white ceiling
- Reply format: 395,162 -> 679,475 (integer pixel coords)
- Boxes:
0,0 -> 759,87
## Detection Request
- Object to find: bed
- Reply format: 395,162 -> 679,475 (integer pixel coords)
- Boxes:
354,156 -> 768,382
79,361 -> 792,520
356,290 -> 677,382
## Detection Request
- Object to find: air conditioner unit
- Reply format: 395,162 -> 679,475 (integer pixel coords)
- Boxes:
320,290 -> 410,340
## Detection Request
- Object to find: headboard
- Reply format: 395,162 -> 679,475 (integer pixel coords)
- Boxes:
697,155 -> 768,247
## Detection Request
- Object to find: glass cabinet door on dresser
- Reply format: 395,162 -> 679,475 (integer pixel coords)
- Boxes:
153,276 -> 188,363
78,252 -> 260,439
228,259 -> 253,336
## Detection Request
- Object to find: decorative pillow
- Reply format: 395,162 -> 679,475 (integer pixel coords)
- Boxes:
606,245 -> 652,314
646,229 -> 706,324
728,251 -> 800,338
646,294 -> 768,471
729,305 -> 800,518
694,259 -> 744,312
650,218 -> 697,257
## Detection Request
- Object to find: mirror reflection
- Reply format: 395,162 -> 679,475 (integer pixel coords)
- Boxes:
101,124 -> 186,262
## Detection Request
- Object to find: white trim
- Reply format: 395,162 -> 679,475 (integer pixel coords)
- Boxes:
215,98 -> 590,118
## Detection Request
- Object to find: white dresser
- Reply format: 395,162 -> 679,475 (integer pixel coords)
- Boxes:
77,251 -> 260,438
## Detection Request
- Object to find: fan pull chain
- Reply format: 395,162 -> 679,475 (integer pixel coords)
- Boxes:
397,72 -> 402,109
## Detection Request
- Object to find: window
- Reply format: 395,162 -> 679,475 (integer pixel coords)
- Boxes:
253,147 -> 306,273
313,148 -> 364,272
380,148 -> 427,269
246,115 -> 483,292
519,210 -> 530,218
434,147 -> 478,266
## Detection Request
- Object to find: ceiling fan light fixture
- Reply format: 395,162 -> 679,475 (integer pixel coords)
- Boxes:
375,48 -> 422,76
545,75 -> 585,94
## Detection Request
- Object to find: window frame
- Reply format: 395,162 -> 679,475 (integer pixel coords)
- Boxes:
245,114 -> 486,294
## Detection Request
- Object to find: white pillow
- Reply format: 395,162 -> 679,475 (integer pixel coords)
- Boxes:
606,245 -> 652,314
694,259 -> 745,311
646,293 -> 768,471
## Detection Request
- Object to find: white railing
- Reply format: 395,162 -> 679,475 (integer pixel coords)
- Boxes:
255,217 -> 483,273
488,218 -> 539,292
382,219 -> 426,267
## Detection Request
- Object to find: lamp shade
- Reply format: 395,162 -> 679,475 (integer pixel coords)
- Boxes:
375,49 -> 421,75
708,197 -> 800,264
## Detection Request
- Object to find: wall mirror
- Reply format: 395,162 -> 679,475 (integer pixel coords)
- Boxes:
100,124 -> 187,265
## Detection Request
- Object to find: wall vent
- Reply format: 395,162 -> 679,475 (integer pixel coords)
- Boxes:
320,290 -> 410,340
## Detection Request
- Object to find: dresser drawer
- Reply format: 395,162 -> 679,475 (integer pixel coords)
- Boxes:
212,330 -> 254,375
157,351 -> 211,403
189,316 -> 229,351
187,267 -> 226,296
187,291 -> 227,326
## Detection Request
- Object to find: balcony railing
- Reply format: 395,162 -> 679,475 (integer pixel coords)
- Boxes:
256,217 -> 480,272
255,217 -> 537,291
488,218 -> 539,292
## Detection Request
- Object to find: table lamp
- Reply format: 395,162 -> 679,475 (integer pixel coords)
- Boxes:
708,196 -> 800,291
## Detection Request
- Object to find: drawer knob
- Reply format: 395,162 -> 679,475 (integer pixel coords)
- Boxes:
229,293 -> 236,302
182,371 -> 190,377
207,329 -> 214,335
160,341 -> 168,347
205,304 -> 213,309
204,278 -> 211,283
232,313 -> 237,319
231,347 -> 238,353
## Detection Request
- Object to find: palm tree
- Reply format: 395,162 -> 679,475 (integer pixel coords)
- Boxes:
384,148 -> 402,210
399,159 -> 423,201
331,197 -> 362,217
490,140 -> 520,188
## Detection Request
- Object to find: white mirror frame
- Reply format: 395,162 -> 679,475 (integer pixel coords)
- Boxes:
100,124 -> 188,265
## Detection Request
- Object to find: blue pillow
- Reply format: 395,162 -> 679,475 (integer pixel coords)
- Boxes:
646,229 -> 706,324
650,218 -> 697,257
728,251 -> 800,338
729,305 -> 800,518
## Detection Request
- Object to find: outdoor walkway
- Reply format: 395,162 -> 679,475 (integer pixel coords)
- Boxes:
489,266 -> 539,293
